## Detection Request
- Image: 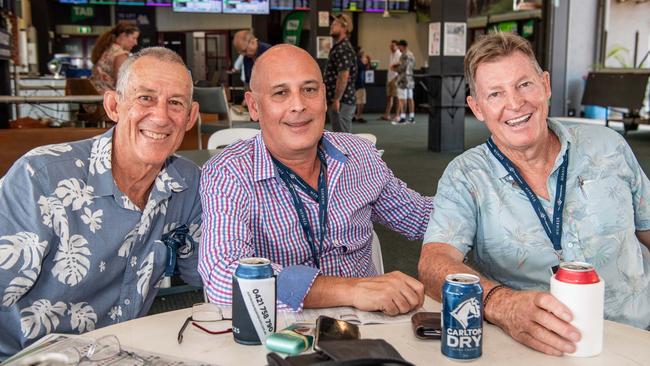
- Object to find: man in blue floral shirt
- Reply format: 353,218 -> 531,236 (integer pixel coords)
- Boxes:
0,47 -> 202,359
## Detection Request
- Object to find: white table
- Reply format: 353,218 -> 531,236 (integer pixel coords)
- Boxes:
85,298 -> 650,366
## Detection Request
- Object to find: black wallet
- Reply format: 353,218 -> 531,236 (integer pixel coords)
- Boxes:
411,312 -> 442,340
266,339 -> 415,366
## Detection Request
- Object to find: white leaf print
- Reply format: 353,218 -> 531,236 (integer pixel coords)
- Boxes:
26,164 -> 34,177
130,256 -> 137,267
138,201 -> 168,237
20,299 -> 67,339
0,232 -> 48,271
2,269 -> 38,306
69,302 -> 97,333
0,176 -> 4,190
155,170 -> 183,193
136,252 -> 155,300
118,227 -> 138,258
89,137 -> 112,176
38,196 -> 68,240
24,144 -> 72,157
51,234 -> 91,286
121,196 -> 139,211
54,179 -> 94,211
80,207 -> 103,233
108,305 -> 122,321
75,159 -> 84,168
99,261 -> 106,272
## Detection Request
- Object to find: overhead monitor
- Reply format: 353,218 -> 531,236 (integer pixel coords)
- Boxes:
146,0 -> 172,6
89,0 -> 117,4
332,0 -> 363,11
59,0 -> 89,4
270,0 -> 292,10
294,0 -> 309,10
118,0 -> 145,5
387,0 -> 408,12
173,0 -> 223,12
364,0 -> 385,12
222,0 -> 269,14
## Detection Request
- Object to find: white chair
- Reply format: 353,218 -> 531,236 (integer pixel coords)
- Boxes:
355,133 -> 378,145
371,229 -> 384,275
207,128 -> 260,149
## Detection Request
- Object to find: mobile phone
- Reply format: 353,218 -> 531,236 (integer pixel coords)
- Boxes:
314,316 -> 360,350
411,312 -> 442,340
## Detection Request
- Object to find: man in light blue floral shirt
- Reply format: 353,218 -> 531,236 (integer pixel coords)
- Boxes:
0,47 -> 201,359
419,33 -> 650,357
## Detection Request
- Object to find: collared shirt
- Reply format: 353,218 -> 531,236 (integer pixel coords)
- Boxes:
424,119 -> 650,329
387,49 -> 402,81
199,132 -> 433,311
0,129 -> 202,359
243,41 -> 272,83
395,50 -> 415,90
324,38 -> 358,105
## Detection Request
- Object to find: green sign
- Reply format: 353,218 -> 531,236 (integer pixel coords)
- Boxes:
282,12 -> 304,46
497,21 -> 518,34
71,6 -> 94,23
522,19 -> 534,38
78,26 -> 92,34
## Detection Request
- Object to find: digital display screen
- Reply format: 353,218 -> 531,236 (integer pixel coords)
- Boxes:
294,0 -> 309,9
332,0 -> 362,11
146,0 -> 172,6
89,0 -> 117,4
223,0 -> 269,14
118,0 -> 145,5
364,0 -> 384,12
270,0 -> 292,10
173,0 -> 222,12
387,0 -> 408,12
59,0 -> 89,4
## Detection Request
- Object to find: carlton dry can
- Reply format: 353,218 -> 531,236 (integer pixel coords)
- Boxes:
442,273 -> 483,361
550,261 -> 604,357
232,257 -> 277,345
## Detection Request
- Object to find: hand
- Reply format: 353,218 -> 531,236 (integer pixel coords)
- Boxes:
487,289 -> 581,356
350,271 -> 424,316
331,100 -> 340,113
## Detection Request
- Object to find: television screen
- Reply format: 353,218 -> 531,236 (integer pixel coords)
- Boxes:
173,0 -> 222,12
89,0 -> 117,4
387,0 -> 408,12
294,0 -> 309,10
270,0 -> 292,10
118,0 -> 145,5
146,0 -> 172,6
223,0 -> 269,14
60,0 -> 89,4
343,0 -> 362,11
364,0 -> 384,12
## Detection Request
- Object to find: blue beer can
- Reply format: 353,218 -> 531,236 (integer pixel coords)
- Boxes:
442,273 -> 483,361
232,257 -> 277,345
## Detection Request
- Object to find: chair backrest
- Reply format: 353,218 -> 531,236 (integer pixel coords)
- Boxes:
355,133 -> 378,145
194,86 -> 230,115
371,229 -> 384,275
207,128 -> 260,149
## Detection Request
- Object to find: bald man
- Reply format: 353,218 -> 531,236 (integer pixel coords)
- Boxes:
232,29 -> 271,85
199,45 -> 433,314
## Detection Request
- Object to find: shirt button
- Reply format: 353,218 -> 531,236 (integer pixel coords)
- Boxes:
341,246 -> 348,253
567,243 -> 574,248
124,298 -> 131,305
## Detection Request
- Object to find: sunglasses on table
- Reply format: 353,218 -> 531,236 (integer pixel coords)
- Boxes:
177,303 -> 232,344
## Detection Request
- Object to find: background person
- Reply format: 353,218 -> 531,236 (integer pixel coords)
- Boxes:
199,44 -> 433,316
418,32 -> 650,356
324,14 -> 357,133
90,21 -> 140,94
391,40 -> 415,125
0,47 -> 201,359
382,40 -> 401,121
354,50 -> 370,123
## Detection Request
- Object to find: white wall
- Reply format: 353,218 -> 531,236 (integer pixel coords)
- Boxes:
565,0 -> 598,114
605,0 -> 650,68
155,7 -> 252,32
357,12 -> 429,70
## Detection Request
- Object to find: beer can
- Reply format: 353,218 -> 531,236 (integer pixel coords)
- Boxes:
232,257 -> 277,345
550,261 -> 604,357
442,273 -> 483,361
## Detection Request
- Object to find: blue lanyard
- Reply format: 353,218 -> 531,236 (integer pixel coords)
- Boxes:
486,138 -> 569,253
272,148 -> 329,269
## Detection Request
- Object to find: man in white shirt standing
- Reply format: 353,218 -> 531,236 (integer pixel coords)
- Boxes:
382,40 -> 401,121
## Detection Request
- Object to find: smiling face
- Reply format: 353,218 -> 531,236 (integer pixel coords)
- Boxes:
105,55 -> 198,172
467,51 -> 551,153
245,45 -> 326,160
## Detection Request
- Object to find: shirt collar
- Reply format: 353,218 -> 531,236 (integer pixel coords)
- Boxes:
253,131 -> 349,182
487,118 -> 573,180
87,128 -> 189,200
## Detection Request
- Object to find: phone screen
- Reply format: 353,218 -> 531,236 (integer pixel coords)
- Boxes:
314,316 -> 360,349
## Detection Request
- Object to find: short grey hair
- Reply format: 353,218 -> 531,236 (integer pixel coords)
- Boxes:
115,47 -> 193,100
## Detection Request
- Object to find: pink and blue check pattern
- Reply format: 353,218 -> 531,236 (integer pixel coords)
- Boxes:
199,132 -> 433,310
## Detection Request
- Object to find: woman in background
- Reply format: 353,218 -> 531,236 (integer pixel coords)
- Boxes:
91,21 -> 140,94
